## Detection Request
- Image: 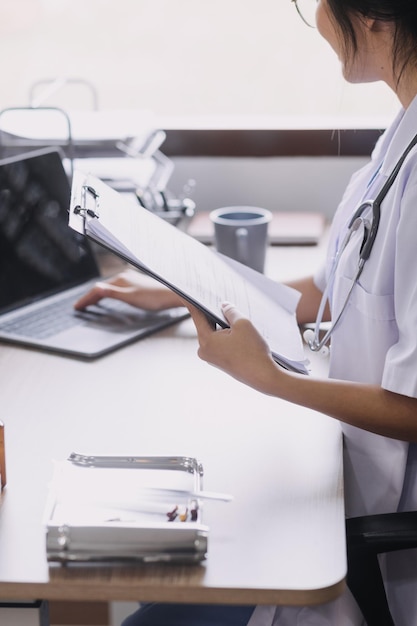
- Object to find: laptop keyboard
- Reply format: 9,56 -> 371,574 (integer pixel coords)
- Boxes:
0,293 -> 84,340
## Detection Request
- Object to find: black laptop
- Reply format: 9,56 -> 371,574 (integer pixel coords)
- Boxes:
0,148 -> 188,358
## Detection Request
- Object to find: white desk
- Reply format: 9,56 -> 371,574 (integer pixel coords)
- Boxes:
0,242 -> 345,608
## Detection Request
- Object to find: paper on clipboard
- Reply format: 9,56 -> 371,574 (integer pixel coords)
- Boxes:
69,171 -> 309,374
45,454 -> 209,563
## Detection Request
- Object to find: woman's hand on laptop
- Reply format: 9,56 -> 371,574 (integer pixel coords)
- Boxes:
74,269 -> 183,311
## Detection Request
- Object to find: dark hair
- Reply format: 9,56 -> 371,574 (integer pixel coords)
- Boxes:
326,0 -> 417,82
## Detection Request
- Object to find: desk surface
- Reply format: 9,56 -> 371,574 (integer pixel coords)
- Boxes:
0,241 -> 345,607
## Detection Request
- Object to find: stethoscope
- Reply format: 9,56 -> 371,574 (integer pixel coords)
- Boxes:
304,131 -> 417,355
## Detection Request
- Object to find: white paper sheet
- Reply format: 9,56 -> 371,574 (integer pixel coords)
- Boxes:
69,171 -> 309,374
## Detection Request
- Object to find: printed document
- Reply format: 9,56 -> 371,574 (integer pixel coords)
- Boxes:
69,171 -> 309,374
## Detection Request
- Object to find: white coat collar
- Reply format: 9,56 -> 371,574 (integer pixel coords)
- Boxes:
376,93 -> 417,175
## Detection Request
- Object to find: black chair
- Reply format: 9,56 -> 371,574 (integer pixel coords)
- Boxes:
346,511 -> 417,626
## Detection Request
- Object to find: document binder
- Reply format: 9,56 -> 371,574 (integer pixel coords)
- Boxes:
45,454 -> 210,564
68,171 -> 309,374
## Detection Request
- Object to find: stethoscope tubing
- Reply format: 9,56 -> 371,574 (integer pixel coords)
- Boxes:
307,130 -> 417,353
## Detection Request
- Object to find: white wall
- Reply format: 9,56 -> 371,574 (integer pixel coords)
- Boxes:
170,156 -> 368,220
0,0 -> 398,120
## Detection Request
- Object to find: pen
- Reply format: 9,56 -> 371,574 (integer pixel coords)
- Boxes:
135,487 -> 233,503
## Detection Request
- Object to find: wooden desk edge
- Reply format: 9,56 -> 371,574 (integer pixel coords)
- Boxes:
0,578 -> 346,607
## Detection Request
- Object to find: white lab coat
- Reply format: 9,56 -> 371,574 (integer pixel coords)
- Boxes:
249,95 -> 417,626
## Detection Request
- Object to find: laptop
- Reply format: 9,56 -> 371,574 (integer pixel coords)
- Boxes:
0,147 -> 188,359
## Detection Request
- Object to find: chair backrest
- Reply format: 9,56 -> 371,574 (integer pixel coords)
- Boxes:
346,511 -> 417,626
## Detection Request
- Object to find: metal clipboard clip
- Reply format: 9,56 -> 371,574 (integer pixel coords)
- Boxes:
73,184 -> 100,220
67,453 -> 232,503
68,452 -> 203,475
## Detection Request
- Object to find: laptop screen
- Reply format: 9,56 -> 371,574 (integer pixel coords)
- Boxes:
0,149 -> 99,314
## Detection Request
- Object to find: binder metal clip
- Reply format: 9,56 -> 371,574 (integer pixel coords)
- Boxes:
73,183 -> 100,218
73,205 -> 99,219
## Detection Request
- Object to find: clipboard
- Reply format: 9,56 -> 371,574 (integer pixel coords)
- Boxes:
45,454 -> 211,564
68,171 -> 309,375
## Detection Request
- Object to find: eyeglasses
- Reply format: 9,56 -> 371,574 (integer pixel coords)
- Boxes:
291,0 -> 317,28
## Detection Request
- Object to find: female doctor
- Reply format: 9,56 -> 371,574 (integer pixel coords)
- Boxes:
75,0 -> 417,624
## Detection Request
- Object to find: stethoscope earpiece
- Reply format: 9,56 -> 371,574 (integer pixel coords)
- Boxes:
303,328 -> 329,357
303,328 -> 315,348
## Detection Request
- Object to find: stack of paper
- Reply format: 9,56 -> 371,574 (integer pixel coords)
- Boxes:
69,172 -> 309,374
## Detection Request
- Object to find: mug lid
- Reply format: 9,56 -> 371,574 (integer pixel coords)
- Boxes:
210,206 -> 272,225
